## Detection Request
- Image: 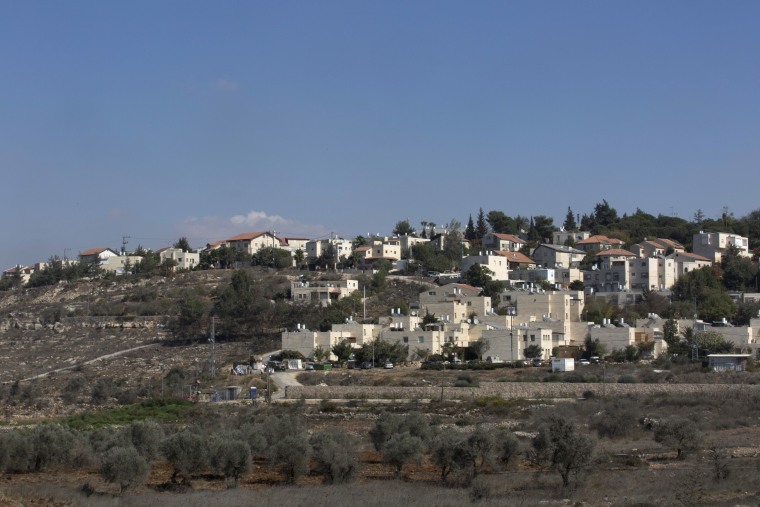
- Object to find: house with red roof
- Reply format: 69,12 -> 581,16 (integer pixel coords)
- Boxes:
482,233 -> 525,252
576,235 -> 625,252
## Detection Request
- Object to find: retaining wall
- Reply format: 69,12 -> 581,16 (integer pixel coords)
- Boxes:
284,381 -> 760,401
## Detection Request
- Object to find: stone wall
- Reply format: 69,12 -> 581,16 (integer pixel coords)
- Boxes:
285,381 -> 760,401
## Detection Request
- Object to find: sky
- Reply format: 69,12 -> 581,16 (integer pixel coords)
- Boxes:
2,1 -> 759,268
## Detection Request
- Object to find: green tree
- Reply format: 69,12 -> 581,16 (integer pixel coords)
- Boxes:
430,431 -> 464,483
393,219 -> 416,237
101,446 -> 150,494
209,438 -> 252,487
523,344 -> 543,359
721,245 -> 758,291
173,237 -> 192,251
161,431 -> 208,484
464,264 -> 494,288
310,428 -> 358,484
383,432 -> 424,478
486,210 -> 517,234
331,340 -> 354,362
654,417 -> 700,459
465,214 -> 476,242
568,280 -> 584,291
121,420 -> 164,461
475,208 -> 489,242
469,339 -> 490,361
563,207 -> 577,231
269,434 -> 311,484
532,416 -> 596,487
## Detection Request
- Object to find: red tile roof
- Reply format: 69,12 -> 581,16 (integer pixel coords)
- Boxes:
595,249 -> 636,257
492,233 -> 525,243
227,232 -> 268,242
495,250 -> 535,264
578,235 -> 624,246
80,247 -> 110,256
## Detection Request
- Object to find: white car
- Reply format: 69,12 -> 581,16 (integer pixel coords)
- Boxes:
383,362 -> 394,369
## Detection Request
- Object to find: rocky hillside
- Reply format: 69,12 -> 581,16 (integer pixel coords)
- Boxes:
0,269 -> 429,421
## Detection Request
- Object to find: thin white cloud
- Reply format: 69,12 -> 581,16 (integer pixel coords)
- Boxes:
177,210 -> 329,245
215,78 -> 239,91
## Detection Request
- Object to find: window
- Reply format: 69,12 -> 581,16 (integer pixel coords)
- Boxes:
530,335 -> 536,342
418,337 -> 424,343
402,337 -> 408,343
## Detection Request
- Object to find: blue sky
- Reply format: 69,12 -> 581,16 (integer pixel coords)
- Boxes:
2,1 -> 759,268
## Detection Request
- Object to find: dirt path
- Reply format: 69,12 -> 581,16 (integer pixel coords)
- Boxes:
17,343 -> 160,382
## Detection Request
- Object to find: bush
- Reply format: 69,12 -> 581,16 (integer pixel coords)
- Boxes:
591,397 -> 639,439
618,374 -> 637,384
62,376 -> 86,404
454,374 -> 479,387
91,377 -> 114,405
101,446 -> 150,493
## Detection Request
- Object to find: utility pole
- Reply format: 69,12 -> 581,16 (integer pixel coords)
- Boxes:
121,235 -> 131,255
209,316 -> 216,377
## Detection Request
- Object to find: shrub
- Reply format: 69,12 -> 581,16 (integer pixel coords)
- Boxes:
91,377 -> 114,405
592,398 -> 639,439
469,475 -> 493,502
100,446 -> 150,494
62,376 -> 86,404
617,374 -> 637,384
454,374 -> 479,387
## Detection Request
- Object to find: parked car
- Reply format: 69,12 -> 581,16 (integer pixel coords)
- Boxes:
305,363 -> 315,371
383,361 -> 394,369
360,361 -> 374,369
531,358 -> 543,367
578,359 -> 591,366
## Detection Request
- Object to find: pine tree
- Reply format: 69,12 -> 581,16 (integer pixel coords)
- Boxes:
465,215 -> 476,242
563,207 -> 577,231
476,208 -> 489,242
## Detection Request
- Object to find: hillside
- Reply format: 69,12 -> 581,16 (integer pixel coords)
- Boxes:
0,269 -> 427,421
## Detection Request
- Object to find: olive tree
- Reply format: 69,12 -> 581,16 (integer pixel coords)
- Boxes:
160,431 -> 208,484
101,446 -> 150,494
654,417 -> 700,459
532,416 -> 596,488
209,438 -> 252,487
310,428 -> 358,484
383,432 -> 424,478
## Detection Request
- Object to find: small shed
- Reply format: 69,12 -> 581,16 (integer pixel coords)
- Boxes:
551,358 -> 575,373
707,354 -> 752,372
